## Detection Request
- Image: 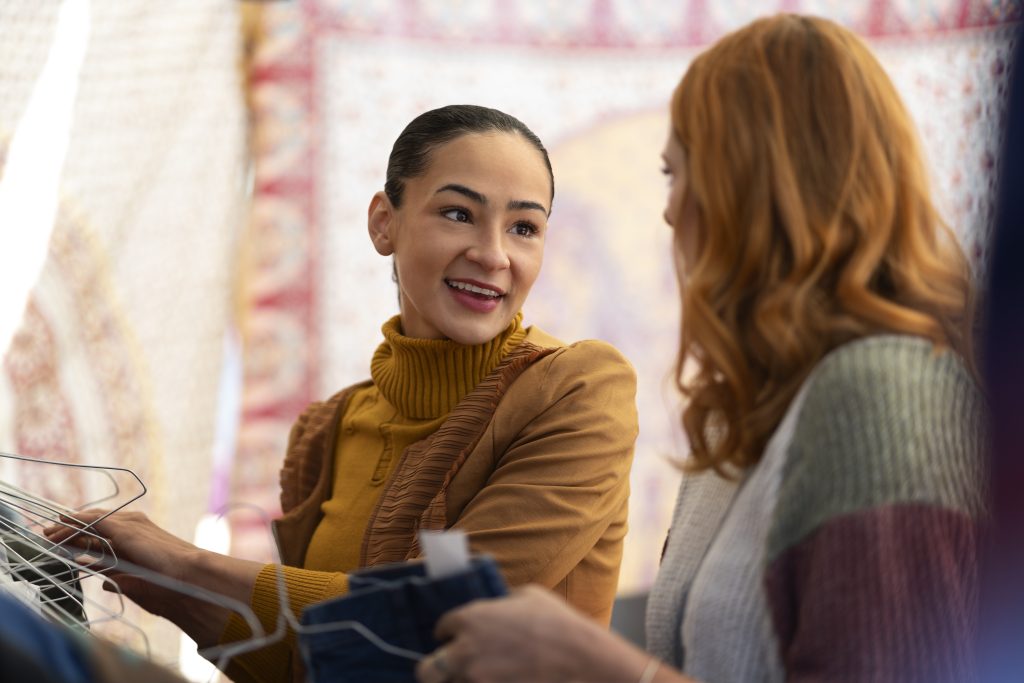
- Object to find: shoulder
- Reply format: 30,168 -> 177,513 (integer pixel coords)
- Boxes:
801,335 -> 978,411
768,335 -> 987,559
794,335 -> 984,464
521,325 -> 637,382
494,327 -> 637,424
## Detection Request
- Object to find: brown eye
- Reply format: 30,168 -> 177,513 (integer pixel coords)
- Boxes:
442,208 -> 471,222
510,222 -> 538,237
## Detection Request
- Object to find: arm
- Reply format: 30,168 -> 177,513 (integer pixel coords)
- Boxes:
416,585 -> 698,683
765,339 -> 986,682
217,396 -> 352,683
45,398 -> 349,683
44,509 -> 264,647
227,345 -> 636,677
766,505 -> 980,683
449,340 -> 639,620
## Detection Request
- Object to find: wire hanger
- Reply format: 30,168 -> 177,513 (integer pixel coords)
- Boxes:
0,450 -> 270,674
0,450 -> 447,680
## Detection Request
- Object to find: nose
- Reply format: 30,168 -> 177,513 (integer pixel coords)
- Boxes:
466,227 -> 511,271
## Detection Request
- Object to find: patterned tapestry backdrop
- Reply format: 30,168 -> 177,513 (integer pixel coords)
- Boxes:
238,0 -> 1018,590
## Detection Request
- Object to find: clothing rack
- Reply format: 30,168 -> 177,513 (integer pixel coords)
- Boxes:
0,450 -> 288,679
0,451 -> 438,678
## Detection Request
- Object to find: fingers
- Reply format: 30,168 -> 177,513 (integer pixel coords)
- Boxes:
433,601 -> 474,642
434,588 -> 545,642
42,511 -> 121,567
435,590 -> 520,641
43,508 -> 110,539
416,644 -> 458,683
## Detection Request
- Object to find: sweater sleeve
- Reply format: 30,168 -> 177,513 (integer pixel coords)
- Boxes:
450,340 -> 638,623
764,338 -> 987,683
217,402 -> 352,683
218,565 -> 349,683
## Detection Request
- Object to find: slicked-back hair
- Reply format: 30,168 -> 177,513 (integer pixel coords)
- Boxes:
383,104 -> 554,210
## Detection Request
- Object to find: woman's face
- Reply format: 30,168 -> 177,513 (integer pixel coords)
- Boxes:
368,132 -> 551,345
661,131 -> 700,272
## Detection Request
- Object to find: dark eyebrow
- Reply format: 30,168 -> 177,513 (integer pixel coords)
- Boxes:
436,183 -> 548,216
507,199 -> 549,215
435,183 -> 486,205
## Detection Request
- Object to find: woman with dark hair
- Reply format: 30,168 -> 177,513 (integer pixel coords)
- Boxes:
47,105 -> 639,683
417,16 -> 986,683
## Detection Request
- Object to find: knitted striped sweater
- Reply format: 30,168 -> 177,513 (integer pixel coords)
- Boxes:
646,335 -> 987,682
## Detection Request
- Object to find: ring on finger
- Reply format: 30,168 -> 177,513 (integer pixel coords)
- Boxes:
432,648 -> 451,677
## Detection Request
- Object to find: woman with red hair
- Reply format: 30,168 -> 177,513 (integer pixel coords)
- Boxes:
419,14 -> 986,683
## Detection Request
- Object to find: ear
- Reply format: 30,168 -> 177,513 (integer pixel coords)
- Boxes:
367,191 -> 396,256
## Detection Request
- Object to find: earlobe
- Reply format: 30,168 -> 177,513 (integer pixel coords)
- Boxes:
367,191 -> 396,256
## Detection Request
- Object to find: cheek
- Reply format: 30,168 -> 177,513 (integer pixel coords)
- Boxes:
677,201 -> 702,269
673,241 -> 688,282
664,184 -> 683,227
513,244 -> 545,291
396,235 -> 444,276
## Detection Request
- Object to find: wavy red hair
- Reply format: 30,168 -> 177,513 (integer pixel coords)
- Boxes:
671,14 -> 976,473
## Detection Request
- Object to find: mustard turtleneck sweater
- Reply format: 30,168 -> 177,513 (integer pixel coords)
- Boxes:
304,312 -> 525,573
221,313 -> 526,681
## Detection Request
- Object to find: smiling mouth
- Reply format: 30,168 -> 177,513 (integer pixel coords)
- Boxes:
445,279 -> 505,299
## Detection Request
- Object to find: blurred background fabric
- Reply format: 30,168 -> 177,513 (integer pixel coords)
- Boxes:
0,0 -> 1018,677
0,0 -> 246,668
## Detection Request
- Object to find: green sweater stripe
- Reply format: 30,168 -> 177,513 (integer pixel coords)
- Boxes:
767,335 -> 986,565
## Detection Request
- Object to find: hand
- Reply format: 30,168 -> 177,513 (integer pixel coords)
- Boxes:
43,508 -> 257,647
416,585 -> 658,683
45,508 -> 198,582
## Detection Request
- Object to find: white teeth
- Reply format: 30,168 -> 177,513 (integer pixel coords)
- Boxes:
447,280 -> 501,297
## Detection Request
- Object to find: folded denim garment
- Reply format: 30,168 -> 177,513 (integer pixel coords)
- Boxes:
299,555 -> 507,683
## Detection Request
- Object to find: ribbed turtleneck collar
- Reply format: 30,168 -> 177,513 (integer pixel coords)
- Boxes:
370,313 -> 526,419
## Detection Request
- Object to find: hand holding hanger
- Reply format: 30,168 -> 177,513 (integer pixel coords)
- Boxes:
43,508 -> 263,648
1,451 -> 279,676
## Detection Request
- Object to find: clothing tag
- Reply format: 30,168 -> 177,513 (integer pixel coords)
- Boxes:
418,530 -> 470,579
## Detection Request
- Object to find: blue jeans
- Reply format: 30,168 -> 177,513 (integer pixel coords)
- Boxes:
298,556 -> 507,683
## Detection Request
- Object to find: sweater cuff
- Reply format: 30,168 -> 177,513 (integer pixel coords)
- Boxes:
222,563 -> 351,642
217,563 -> 351,680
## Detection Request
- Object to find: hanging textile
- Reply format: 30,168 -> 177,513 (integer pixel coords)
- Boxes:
0,0 -> 247,665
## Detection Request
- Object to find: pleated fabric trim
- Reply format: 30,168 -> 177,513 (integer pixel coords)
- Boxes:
361,339 -> 556,566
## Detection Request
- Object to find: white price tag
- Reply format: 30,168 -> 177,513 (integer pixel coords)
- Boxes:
418,529 -> 470,579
